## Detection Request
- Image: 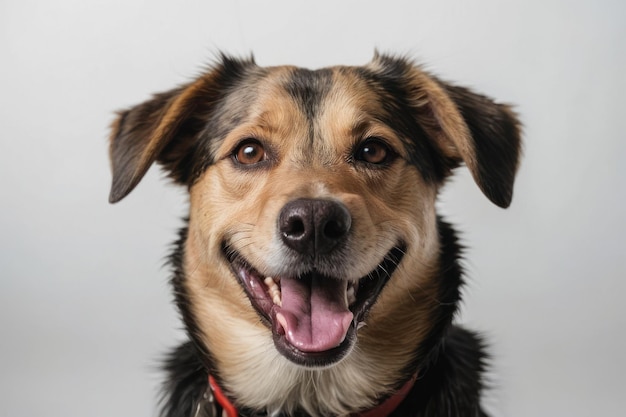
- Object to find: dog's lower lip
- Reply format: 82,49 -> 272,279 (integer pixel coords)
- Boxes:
223,243 -> 405,366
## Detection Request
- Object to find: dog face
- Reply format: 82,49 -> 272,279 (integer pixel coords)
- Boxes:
109,54 -> 521,415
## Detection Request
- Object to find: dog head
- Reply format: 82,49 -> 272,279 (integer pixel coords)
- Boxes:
109,53 -> 521,415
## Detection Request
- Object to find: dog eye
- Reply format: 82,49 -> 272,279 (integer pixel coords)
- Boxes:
355,138 -> 394,165
234,139 -> 266,165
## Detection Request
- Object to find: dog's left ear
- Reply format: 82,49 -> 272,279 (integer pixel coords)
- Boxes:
399,63 -> 522,208
437,82 -> 522,208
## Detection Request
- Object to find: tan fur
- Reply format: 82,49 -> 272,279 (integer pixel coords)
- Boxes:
108,54 -> 522,417
181,68 -> 444,416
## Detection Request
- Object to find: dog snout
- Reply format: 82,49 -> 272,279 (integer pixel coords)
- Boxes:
278,199 -> 351,255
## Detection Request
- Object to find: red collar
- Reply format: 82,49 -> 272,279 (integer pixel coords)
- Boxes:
354,372 -> 417,417
208,373 -> 417,417
209,375 -> 238,417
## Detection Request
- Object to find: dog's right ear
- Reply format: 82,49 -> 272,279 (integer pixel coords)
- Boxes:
108,55 -> 255,203
108,85 -> 191,203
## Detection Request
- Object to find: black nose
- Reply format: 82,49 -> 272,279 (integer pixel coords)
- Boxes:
278,199 -> 352,255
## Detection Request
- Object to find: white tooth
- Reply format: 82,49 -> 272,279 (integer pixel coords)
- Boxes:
276,313 -> 288,332
264,276 -> 282,306
272,293 -> 282,307
357,322 -> 367,330
265,277 -> 276,292
347,286 -> 356,306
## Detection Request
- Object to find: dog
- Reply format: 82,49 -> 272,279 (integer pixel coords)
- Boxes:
108,53 -> 521,417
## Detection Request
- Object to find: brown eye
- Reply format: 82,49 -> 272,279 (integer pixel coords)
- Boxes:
355,138 -> 393,165
234,140 -> 266,165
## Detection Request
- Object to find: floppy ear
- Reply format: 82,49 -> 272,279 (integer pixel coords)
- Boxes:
439,83 -> 522,208
404,67 -> 522,208
108,84 -> 193,203
108,55 -> 255,203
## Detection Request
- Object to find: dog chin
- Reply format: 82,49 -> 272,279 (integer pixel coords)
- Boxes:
222,242 -> 406,368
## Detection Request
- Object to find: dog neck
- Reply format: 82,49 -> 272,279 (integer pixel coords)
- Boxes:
207,373 -> 418,417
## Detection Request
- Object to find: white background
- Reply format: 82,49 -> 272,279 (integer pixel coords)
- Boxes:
1,1 -> 624,416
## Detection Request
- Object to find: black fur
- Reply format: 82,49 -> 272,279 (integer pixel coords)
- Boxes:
108,53 -> 520,417
442,84 -> 522,208
160,342 -> 208,417
353,62 -> 453,185
392,327 -> 488,417
161,220 -> 489,417
282,68 -> 334,130
108,55 -> 259,202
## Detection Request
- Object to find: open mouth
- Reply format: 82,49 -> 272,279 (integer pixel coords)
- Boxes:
223,244 -> 406,367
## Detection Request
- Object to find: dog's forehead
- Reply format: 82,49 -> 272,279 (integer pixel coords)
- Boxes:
219,65 -> 398,153
266,65 -> 387,120
279,66 -> 335,122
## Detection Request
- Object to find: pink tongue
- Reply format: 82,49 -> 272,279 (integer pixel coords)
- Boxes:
276,275 -> 353,353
